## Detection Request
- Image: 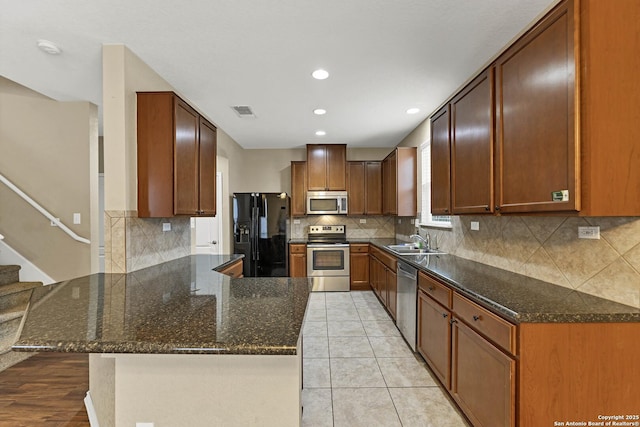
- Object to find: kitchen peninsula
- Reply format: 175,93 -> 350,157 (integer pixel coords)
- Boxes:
13,255 -> 312,427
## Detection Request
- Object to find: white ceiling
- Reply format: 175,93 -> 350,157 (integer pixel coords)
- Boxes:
0,0 -> 556,149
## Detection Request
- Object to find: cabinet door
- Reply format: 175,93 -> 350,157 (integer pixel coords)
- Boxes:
307,145 -> 327,191
452,318 -> 515,427
386,268 -> 397,320
431,105 -> 452,215
365,161 -> 383,215
451,69 -> 494,214
495,1 -> 577,213
383,152 -> 398,215
291,161 -> 307,216
289,249 -> 307,277
370,256 -> 386,303
350,251 -> 370,291
326,144 -> 346,190
347,161 -> 366,215
198,118 -> 217,216
174,98 -> 200,215
418,290 -> 451,388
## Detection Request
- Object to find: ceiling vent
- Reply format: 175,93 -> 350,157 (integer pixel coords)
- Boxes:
231,105 -> 256,118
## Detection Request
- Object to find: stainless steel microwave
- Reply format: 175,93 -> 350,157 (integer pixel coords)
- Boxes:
306,191 -> 348,215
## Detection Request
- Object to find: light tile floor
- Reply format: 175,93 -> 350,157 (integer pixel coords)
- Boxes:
302,290 -> 470,427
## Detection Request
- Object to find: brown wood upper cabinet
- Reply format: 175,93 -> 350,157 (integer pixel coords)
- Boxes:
451,70 -> 494,214
347,161 -> 382,215
434,0 -> 640,216
290,161 -> 307,216
307,144 -> 346,191
137,92 -> 217,218
494,0 -> 577,214
383,147 -> 417,216
430,105 -> 452,215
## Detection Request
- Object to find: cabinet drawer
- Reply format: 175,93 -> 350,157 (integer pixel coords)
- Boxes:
289,244 -> 306,254
418,272 -> 452,308
370,246 -> 397,271
453,293 -> 516,355
350,244 -> 369,253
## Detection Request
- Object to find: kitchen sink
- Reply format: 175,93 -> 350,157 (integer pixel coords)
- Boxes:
385,244 -> 446,256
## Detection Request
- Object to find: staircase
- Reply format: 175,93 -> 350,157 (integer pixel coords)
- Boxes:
0,265 -> 42,355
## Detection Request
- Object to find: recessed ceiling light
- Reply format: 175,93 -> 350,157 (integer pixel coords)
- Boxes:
313,108 -> 327,115
315,130 -> 326,136
312,69 -> 329,80
37,39 -> 62,55
406,108 -> 420,114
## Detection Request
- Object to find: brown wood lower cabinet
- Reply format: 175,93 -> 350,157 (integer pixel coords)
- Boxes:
216,259 -> 244,278
349,244 -> 369,290
452,318 -> 515,427
418,271 -> 515,427
417,269 -> 640,427
289,243 -> 307,277
369,246 -> 397,320
417,289 -> 451,388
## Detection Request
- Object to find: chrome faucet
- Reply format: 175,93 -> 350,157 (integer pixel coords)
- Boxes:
409,233 -> 430,250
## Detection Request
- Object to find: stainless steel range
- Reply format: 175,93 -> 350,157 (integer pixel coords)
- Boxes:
306,225 -> 350,292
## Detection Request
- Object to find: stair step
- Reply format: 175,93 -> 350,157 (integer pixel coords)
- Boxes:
0,281 -> 42,298
0,300 -> 28,323
0,314 -> 24,355
0,265 -> 21,287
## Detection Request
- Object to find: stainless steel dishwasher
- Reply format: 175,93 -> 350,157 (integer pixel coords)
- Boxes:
396,259 -> 418,351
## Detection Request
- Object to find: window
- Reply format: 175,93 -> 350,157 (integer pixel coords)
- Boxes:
420,141 -> 451,228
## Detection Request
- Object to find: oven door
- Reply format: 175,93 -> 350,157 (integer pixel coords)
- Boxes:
307,244 -> 350,277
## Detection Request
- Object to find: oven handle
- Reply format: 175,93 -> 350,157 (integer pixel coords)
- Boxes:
307,243 -> 350,248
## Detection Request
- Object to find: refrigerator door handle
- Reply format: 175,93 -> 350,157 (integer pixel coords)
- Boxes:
252,206 -> 260,261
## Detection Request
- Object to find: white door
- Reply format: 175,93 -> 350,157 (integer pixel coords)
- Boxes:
195,172 -> 223,254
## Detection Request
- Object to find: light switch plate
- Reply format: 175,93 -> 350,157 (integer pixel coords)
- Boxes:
73,213 -> 81,224
293,219 -> 301,224
578,226 -> 600,239
470,221 -> 480,231
162,223 -> 171,232
359,219 -> 366,224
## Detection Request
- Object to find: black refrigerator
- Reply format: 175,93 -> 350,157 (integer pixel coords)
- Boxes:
232,193 -> 290,277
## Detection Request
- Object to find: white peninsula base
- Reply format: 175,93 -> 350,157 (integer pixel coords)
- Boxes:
86,347 -> 302,427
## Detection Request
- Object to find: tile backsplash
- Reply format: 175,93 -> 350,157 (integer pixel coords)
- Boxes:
401,216 -> 640,308
104,211 -> 191,273
291,215 -> 395,240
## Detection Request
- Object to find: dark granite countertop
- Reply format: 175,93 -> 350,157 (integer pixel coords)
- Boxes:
14,255 -> 312,355
365,239 -> 639,324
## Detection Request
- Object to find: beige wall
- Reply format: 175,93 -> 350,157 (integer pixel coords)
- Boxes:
0,77 -> 98,280
102,45 -> 191,273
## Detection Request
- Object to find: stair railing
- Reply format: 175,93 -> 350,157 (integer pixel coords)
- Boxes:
0,173 -> 90,244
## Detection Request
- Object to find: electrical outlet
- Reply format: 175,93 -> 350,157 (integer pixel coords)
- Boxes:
190,218 -> 195,229
136,423 -> 154,427
162,223 -> 171,232
410,218 -> 415,224
578,226 -> 600,239
470,221 -> 480,231
293,219 -> 301,224
73,213 -> 81,224
359,219 -> 367,224
398,219 -> 402,224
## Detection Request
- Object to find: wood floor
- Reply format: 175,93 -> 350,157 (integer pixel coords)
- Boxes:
0,353 -> 90,426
